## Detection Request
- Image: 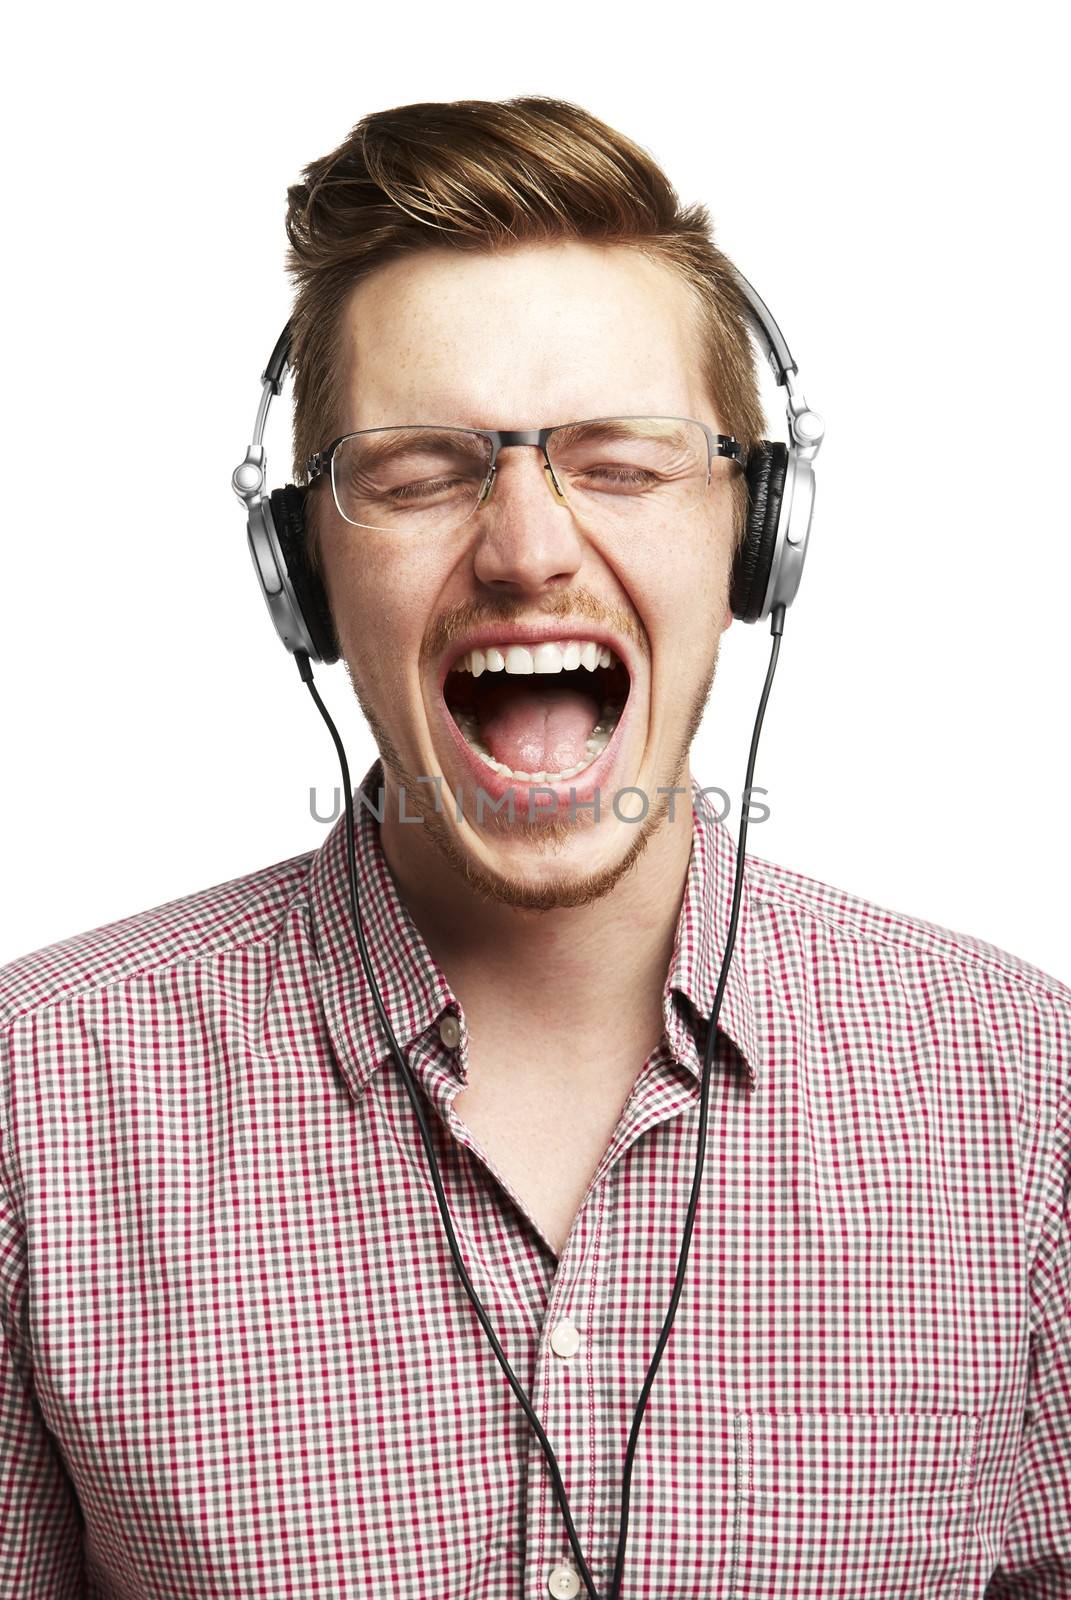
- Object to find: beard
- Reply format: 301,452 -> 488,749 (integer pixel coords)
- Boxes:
343,635 -> 721,914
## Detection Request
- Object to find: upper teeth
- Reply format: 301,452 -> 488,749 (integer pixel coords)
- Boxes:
450,639 -> 618,676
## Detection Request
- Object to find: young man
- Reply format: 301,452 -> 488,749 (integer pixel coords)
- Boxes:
1,98 -> 1067,1600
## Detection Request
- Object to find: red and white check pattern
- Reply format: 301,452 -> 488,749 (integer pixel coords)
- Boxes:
2,762 -> 1069,1598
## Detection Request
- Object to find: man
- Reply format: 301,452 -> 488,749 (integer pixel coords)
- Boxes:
1,97 -> 1067,1600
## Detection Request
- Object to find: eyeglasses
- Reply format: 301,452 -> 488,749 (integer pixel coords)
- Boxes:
305,416 -> 743,536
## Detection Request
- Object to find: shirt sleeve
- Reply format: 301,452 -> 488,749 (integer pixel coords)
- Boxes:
1,1047 -> 87,1598
986,1008 -> 1071,1597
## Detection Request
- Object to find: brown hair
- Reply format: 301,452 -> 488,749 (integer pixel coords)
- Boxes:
284,97 -> 764,575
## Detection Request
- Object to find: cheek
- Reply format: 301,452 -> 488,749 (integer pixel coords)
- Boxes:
320,541 -> 432,695
620,515 -> 728,644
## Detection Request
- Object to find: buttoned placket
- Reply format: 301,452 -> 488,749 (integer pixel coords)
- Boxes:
413,985 -> 740,1598
518,1033 -> 714,1600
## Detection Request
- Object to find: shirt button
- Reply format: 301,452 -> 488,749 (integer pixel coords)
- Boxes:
549,1316 -> 581,1360
438,1014 -> 461,1050
547,1565 -> 581,1598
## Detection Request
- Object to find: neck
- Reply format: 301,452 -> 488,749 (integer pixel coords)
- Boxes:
378,770 -> 696,1076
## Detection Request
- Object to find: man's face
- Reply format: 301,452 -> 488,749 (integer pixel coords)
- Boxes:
314,240 -> 738,908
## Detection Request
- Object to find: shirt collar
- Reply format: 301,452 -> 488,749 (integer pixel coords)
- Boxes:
308,761 -> 459,1104
308,761 -> 761,1103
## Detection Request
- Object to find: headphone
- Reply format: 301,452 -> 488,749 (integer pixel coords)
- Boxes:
231,270 -> 824,657
229,270 -> 822,1600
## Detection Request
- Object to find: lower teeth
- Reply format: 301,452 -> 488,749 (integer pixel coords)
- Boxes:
451,702 -> 623,782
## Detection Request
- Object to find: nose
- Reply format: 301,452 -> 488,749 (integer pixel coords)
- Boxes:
469,446 -> 585,595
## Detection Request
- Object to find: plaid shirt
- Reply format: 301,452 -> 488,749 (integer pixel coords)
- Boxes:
1,761 -> 1068,1599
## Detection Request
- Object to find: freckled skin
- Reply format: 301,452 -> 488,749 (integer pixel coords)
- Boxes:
313,240 -> 738,916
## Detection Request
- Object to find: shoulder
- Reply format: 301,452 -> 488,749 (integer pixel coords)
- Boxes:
745,845 -> 1070,1006
0,847 -> 318,1036
742,845 -> 1071,1058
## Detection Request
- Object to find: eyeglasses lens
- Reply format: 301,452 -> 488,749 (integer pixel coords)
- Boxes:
329,419 -> 714,533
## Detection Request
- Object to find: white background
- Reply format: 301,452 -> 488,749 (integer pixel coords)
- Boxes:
2,0 -> 1067,982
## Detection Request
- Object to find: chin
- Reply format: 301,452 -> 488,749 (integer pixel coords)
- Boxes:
409,756 -> 677,914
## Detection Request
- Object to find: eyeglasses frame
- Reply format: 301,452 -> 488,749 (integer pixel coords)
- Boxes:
305,416 -> 744,527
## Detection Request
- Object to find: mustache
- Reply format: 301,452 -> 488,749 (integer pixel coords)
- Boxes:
419,586 -> 649,673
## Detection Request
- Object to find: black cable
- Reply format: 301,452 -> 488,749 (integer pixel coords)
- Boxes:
296,600 -> 785,1600
607,600 -> 783,1599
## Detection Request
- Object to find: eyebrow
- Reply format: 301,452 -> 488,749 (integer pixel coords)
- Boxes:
550,419 -> 696,448
344,427 -> 490,469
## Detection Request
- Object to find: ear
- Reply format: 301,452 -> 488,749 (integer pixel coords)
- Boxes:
719,601 -> 733,635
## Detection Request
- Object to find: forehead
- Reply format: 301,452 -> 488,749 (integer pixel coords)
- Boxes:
336,240 -> 715,431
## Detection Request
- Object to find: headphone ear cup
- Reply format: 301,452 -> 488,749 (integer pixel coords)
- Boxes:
268,485 -> 340,665
731,442 -> 789,624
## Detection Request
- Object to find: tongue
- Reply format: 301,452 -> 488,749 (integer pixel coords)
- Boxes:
477,681 -> 600,773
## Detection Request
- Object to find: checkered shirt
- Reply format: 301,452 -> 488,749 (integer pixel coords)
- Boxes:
1,762 -> 1069,1598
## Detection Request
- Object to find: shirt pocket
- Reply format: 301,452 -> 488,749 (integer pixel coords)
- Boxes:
729,1409 -> 980,1599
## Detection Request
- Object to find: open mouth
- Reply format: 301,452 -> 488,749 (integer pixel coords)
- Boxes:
441,638 -> 631,784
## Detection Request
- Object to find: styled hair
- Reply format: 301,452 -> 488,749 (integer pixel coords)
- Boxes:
284,97 -> 765,574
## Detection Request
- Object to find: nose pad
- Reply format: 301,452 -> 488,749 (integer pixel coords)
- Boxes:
543,460 -> 568,505
475,459 -> 569,509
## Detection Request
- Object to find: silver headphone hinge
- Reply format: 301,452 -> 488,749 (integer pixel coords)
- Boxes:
231,444 -> 266,506
783,375 -> 825,461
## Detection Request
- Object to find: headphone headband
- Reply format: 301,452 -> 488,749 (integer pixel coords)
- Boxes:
731,269 -> 797,384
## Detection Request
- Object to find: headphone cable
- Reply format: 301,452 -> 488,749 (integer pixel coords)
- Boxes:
296,600 -> 785,1600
